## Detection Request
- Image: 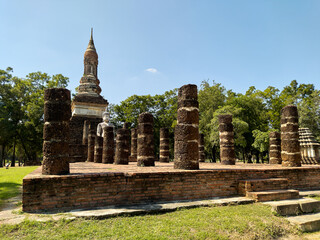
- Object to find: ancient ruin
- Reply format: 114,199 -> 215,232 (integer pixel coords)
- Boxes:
137,112 -> 155,166
114,124 -> 130,165
42,88 -> 71,175
69,29 -> 108,163
102,125 -> 115,163
299,127 -> 320,164
87,125 -> 96,162
218,114 -> 236,165
94,136 -> 103,163
159,128 -> 170,163
199,133 -> 205,162
281,105 -> 301,167
174,84 -> 199,170
22,31 -> 320,214
129,128 -> 137,162
269,131 -> 281,164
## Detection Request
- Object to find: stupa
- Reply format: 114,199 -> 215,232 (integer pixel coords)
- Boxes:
69,29 -> 109,162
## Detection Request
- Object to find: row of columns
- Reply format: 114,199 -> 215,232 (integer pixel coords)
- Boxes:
42,87 -> 302,175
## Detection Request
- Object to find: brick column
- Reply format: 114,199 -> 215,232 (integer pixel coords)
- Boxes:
114,128 -> 130,165
199,133 -> 205,162
269,131 -> 281,164
102,126 -> 115,163
129,128 -> 137,162
174,84 -> 199,170
159,128 -> 170,163
42,88 -> 71,175
82,120 -> 89,158
218,114 -> 236,165
137,112 -> 155,166
281,105 -> 301,167
94,136 -> 103,163
82,120 -> 89,145
87,125 -> 96,162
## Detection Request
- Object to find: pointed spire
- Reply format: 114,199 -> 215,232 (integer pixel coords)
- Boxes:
86,27 -> 96,52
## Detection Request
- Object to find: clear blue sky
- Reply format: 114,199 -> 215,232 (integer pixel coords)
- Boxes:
1,0 -> 320,104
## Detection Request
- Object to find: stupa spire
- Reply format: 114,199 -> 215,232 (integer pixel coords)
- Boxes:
86,28 -> 96,52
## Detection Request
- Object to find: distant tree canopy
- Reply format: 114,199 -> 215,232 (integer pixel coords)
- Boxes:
0,67 -> 69,166
1,66 -> 319,165
111,79 -> 320,161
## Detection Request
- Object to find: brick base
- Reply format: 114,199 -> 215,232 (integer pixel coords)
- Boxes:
23,162 -> 320,212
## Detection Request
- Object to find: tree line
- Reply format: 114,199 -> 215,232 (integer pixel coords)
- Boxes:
111,80 -> 320,162
1,66 -> 319,166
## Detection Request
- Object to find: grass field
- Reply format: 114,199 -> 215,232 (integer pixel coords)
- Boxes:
0,203 -> 302,240
0,166 -> 312,239
0,166 -> 38,208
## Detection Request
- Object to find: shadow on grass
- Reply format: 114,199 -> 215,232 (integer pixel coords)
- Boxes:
0,182 -> 22,202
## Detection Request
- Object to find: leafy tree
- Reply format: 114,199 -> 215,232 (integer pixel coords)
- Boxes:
298,90 -> 320,141
252,130 -> 271,163
0,68 -> 69,166
110,89 -> 178,159
198,80 -> 227,161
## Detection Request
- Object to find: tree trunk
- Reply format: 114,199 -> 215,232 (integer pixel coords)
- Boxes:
211,146 -> 216,163
0,145 -> 3,167
255,152 -> 260,163
11,138 -> 16,167
1,144 -> 6,167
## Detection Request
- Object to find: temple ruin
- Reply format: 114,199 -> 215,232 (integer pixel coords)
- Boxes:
137,112 -> 155,166
174,84 -> 199,170
42,88 -> 71,175
299,127 -> 320,164
281,105 -> 301,167
218,114 -> 236,165
269,131 -> 281,164
69,29 -> 108,163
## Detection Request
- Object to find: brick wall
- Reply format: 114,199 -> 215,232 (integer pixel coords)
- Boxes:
23,168 -> 320,212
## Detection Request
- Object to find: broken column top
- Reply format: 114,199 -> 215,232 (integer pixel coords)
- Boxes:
281,105 -> 298,117
138,112 -> 153,123
218,114 -> 232,123
269,131 -> 280,138
178,84 -> 198,99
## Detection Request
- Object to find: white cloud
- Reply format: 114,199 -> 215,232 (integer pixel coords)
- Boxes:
145,68 -> 158,73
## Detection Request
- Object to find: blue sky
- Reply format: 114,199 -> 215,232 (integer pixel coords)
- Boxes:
1,0 -> 320,104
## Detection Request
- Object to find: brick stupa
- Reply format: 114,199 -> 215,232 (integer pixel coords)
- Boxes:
69,29 -> 108,162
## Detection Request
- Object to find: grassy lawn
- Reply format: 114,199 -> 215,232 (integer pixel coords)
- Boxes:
0,203 -> 301,240
0,166 -> 38,208
310,195 -> 320,201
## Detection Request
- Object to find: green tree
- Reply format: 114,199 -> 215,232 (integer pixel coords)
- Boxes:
198,80 -> 227,161
0,68 -> 69,166
110,89 -> 178,159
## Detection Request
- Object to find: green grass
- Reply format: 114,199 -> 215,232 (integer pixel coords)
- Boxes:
310,195 -> 320,201
0,204 -> 301,240
0,166 -> 38,208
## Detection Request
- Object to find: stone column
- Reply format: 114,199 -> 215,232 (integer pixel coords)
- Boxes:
102,126 -> 115,163
82,120 -> 89,145
218,114 -> 236,165
82,120 -> 89,158
114,128 -> 130,165
42,88 -> 71,175
174,84 -> 199,170
281,105 -> 301,167
159,128 -> 170,163
269,131 -> 281,164
129,128 -> 137,162
199,133 -> 205,162
87,126 -> 96,162
94,135 -> 103,163
137,112 -> 155,166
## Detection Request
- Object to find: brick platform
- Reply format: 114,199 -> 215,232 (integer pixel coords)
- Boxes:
23,162 -> 320,212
